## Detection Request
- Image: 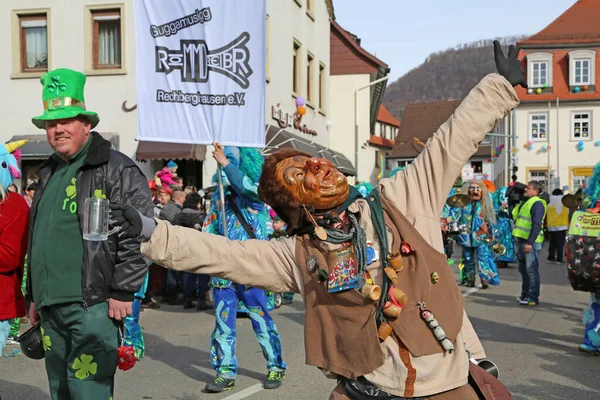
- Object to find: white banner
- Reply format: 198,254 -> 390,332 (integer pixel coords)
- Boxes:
134,0 -> 266,147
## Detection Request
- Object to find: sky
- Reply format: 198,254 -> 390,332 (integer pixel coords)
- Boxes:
334,0 -> 577,82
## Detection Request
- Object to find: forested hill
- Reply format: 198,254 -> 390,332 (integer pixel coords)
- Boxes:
383,36 -> 526,119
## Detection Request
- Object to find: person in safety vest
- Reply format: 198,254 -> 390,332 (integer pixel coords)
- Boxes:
546,188 -> 569,264
512,181 -> 547,306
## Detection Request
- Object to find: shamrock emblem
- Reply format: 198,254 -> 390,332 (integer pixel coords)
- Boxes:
72,354 -> 98,380
47,75 -> 67,95
94,189 -> 107,199
66,178 -> 77,199
40,327 -> 52,351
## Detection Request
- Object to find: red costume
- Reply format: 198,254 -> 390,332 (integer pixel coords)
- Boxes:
0,192 -> 30,321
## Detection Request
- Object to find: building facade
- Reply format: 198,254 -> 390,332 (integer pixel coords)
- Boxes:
512,0 -> 600,193
370,104 -> 398,180
2,0 -> 339,190
328,20 -> 389,183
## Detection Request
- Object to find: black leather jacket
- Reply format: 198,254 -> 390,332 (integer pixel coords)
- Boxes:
27,132 -> 154,307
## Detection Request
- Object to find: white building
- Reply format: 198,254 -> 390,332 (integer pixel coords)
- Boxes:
2,0 -> 347,190
328,20 -> 389,182
512,0 -> 600,193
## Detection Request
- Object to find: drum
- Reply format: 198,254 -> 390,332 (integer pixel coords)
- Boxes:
447,221 -> 466,236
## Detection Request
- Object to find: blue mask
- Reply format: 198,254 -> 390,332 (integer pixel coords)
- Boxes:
0,145 -> 21,191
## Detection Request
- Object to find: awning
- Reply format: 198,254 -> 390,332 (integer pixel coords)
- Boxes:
330,150 -> 356,176
264,125 -> 356,176
263,126 -> 321,156
135,141 -> 206,161
7,133 -> 119,160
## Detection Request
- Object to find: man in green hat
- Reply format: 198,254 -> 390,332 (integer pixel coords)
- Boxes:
26,68 -> 154,400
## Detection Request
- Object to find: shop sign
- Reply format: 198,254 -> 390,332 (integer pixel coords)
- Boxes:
271,104 -> 317,136
573,167 -> 593,176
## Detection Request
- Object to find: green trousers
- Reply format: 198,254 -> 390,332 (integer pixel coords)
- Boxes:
40,301 -> 119,400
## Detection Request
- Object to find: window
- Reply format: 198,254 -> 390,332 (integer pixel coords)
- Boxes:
307,53 -> 314,103
574,59 -> 590,85
375,151 -> 380,168
526,52 -> 553,88
396,160 -> 411,169
573,175 -> 590,193
379,123 -> 384,137
319,63 -> 326,113
528,169 -> 548,192
293,41 -> 301,94
307,0 -> 315,18
531,61 -> 548,87
572,112 -> 592,140
19,14 -> 48,73
92,9 -> 121,69
529,113 -> 548,141
84,5 -> 125,74
569,50 -> 596,87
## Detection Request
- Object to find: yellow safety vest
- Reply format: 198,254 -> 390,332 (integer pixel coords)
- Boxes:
512,197 -> 547,243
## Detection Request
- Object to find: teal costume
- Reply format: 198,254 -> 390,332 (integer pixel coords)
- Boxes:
492,187 -> 516,264
203,147 -> 286,380
456,199 -> 500,286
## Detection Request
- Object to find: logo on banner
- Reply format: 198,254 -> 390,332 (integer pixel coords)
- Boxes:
156,32 -> 253,89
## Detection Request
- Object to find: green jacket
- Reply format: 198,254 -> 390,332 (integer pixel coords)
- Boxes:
30,137 -> 91,307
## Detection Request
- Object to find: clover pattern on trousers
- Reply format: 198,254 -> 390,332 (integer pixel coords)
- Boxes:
72,354 -> 98,380
40,327 -> 52,351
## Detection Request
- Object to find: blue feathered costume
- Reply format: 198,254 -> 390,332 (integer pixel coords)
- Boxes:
203,147 -> 286,380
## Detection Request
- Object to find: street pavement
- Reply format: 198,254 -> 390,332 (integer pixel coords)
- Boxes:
1,243 -> 599,399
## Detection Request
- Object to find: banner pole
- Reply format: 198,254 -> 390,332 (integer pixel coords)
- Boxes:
217,165 -> 228,237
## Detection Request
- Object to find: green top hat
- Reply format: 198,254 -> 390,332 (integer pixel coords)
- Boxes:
32,68 -> 100,129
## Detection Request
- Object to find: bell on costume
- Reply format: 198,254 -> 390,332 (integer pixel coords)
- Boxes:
361,284 -> 382,301
387,252 -> 404,271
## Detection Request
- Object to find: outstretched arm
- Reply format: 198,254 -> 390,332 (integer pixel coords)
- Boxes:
109,205 -> 302,294
380,42 -> 522,220
142,220 -> 301,294
381,74 -> 519,219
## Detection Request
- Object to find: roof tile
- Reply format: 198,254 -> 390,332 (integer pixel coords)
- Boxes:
389,100 -> 491,158
518,0 -> 600,46
377,104 -> 400,127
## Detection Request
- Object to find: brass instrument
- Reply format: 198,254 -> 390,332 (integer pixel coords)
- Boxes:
446,194 -> 471,208
562,193 -> 584,210
492,243 -> 506,256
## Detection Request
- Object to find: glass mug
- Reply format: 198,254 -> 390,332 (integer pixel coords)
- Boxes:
83,197 -> 120,241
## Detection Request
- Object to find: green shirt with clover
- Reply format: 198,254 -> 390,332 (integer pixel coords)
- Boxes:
31,136 -> 92,308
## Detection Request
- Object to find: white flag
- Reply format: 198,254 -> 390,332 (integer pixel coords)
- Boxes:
134,0 -> 266,147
